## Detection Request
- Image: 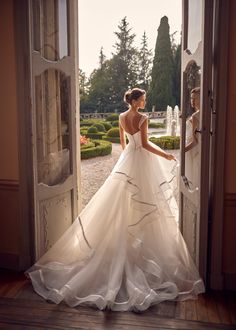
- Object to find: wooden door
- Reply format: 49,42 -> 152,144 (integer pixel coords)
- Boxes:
28,0 -> 80,260
180,0 -> 213,281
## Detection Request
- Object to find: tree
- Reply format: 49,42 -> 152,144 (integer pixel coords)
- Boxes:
106,17 -> 139,112
148,16 -> 175,111
88,61 -> 111,113
99,47 -> 106,70
138,31 -> 152,91
79,69 -> 92,113
173,43 -> 181,107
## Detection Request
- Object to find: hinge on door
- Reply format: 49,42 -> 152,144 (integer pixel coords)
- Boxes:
209,89 -> 216,115
208,89 -> 215,136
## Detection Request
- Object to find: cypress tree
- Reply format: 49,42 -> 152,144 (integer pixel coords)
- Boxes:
148,16 -> 175,111
173,43 -> 181,106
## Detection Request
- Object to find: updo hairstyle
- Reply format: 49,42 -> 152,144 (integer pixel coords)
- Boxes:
124,88 -> 146,105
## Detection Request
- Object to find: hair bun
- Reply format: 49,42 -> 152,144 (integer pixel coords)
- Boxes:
123,88 -> 146,106
124,90 -> 132,105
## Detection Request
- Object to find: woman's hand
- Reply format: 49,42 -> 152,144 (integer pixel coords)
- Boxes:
165,153 -> 176,161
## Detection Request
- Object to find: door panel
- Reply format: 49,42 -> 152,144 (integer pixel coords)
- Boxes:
29,0 -> 80,259
180,0 -> 213,281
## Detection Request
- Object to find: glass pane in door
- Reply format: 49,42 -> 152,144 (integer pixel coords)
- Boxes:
35,69 -> 71,185
32,0 -> 68,60
186,0 -> 202,54
184,61 -> 201,196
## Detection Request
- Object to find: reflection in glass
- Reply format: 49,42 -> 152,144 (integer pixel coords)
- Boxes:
187,0 -> 202,54
35,69 -> 71,185
184,62 -> 201,198
185,61 -> 201,117
32,0 -> 68,60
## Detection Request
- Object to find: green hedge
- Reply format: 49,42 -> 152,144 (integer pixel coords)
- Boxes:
93,122 -> 106,132
80,129 -> 88,135
148,122 -> 165,129
101,121 -> 112,131
80,119 -> 97,126
106,127 -> 120,137
149,136 -> 180,149
105,113 -> 119,121
102,136 -> 121,143
80,141 -> 95,150
112,120 -> 119,127
85,132 -> 105,139
87,125 -> 98,133
81,140 -> 112,159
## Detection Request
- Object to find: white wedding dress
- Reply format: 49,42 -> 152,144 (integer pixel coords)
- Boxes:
25,115 -> 205,312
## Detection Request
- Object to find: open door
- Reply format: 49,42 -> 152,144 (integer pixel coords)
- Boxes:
28,0 -> 80,260
180,0 -> 213,282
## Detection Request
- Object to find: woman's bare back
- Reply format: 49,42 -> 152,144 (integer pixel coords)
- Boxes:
119,111 -> 146,135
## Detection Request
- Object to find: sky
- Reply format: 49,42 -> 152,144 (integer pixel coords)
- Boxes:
78,0 -> 182,76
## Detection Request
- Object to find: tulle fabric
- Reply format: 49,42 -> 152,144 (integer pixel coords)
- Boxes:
25,130 -> 205,312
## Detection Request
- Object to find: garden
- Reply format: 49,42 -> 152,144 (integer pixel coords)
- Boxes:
80,114 -> 180,159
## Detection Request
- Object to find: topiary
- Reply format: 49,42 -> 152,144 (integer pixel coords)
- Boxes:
106,127 -> 120,137
102,122 -> 112,131
112,120 -> 119,127
87,126 -> 98,133
93,122 -> 106,132
105,113 -> 119,122
81,140 -> 112,159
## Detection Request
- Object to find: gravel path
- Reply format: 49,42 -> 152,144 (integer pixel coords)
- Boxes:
81,144 -> 180,209
81,143 -> 122,209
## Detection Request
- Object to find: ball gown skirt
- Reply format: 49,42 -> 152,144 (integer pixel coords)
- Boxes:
25,130 -> 205,312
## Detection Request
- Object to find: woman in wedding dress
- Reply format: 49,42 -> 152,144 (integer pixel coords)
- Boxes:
185,87 -> 201,192
25,88 -> 205,312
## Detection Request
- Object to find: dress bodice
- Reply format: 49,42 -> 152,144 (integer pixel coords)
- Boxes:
185,110 -> 200,145
126,131 -> 142,149
121,113 -> 148,150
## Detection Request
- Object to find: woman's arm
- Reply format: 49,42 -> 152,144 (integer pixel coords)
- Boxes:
140,117 -> 175,161
119,116 -> 126,150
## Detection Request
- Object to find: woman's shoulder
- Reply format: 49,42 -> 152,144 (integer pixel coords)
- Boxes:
139,113 -> 149,120
119,110 -> 129,118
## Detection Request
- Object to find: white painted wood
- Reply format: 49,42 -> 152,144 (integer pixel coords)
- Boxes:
180,0 -> 213,282
28,0 -> 80,260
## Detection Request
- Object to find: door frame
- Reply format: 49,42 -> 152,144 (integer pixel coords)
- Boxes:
208,0 -> 229,289
13,0 -> 33,269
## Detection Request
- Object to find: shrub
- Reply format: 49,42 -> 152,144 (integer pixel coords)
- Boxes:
87,126 -> 98,133
80,141 -> 95,149
112,120 -> 119,127
81,140 -> 112,159
80,129 -> 88,135
148,122 -> 165,129
80,120 -> 96,127
105,113 -> 119,122
102,136 -> 121,143
102,122 -> 112,131
93,122 -> 106,132
106,127 -> 120,137
86,132 -> 105,139
149,136 -> 180,150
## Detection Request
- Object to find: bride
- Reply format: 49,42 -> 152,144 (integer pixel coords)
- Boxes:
25,88 -> 205,312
